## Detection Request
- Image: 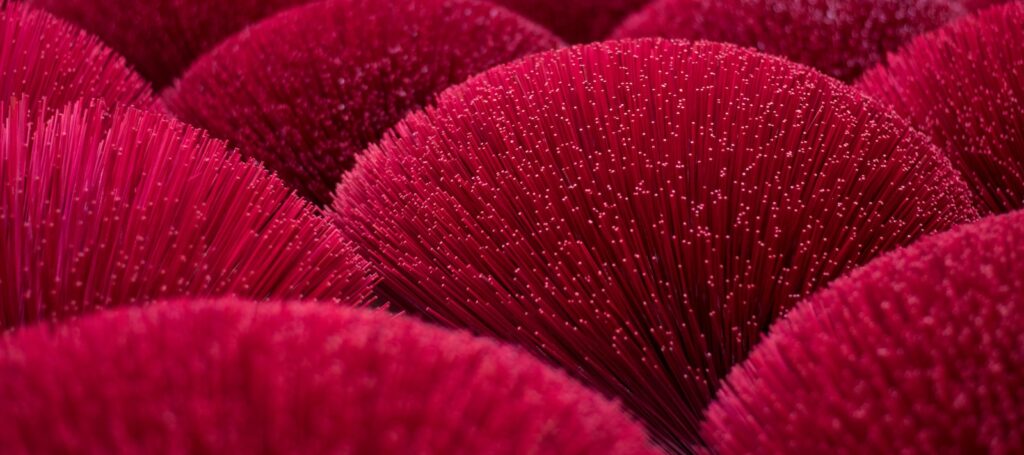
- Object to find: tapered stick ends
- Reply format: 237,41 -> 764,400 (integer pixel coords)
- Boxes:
704,210 -> 1024,453
0,98 -> 374,328
857,2 -> 1024,214
0,2 -> 154,110
164,0 -> 561,205
0,298 -> 659,454
332,39 -> 978,452
613,0 -> 966,81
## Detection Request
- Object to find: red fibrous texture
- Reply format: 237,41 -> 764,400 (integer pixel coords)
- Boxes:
960,0 -> 1011,12
491,0 -> 650,43
163,0 -> 561,206
0,298 -> 660,454
703,209 -> 1024,454
611,0 -> 967,82
0,2 -> 153,110
34,0 -> 310,86
0,98 -> 375,329
857,2 -> 1024,214
331,39 -> 978,452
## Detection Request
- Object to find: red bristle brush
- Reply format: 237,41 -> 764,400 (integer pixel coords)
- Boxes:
488,0 -> 650,43
0,297 -> 661,454
703,209 -> 1024,453
611,0 -> 970,82
857,2 -> 1024,214
33,0 -> 311,87
0,96 -> 375,329
163,0 -> 562,205
0,2 -> 154,110
331,39 -> 979,452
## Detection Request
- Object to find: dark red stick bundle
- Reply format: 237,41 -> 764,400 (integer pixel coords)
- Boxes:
164,0 -> 562,205
331,39 -> 978,451
960,0 -> 1011,11
0,98 -> 374,329
490,0 -> 650,43
704,209 -> 1024,453
857,2 -> 1024,214
35,0 -> 311,86
0,2 -> 154,109
0,298 -> 660,454
611,0 -> 967,81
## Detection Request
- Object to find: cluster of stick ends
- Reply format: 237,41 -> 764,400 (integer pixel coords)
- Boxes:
0,0 -> 1022,453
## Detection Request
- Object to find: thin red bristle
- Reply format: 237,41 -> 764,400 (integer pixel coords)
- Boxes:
704,209 -> 1024,453
611,0 -> 969,82
0,2 -> 154,110
34,0 -> 312,87
857,2 -> 1024,214
163,0 -> 562,205
0,297 -> 660,454
0,97 -> 375,329
331,39 -> 978,452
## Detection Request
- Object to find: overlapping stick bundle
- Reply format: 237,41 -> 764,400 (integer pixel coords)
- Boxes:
2,0 -> 1021,453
